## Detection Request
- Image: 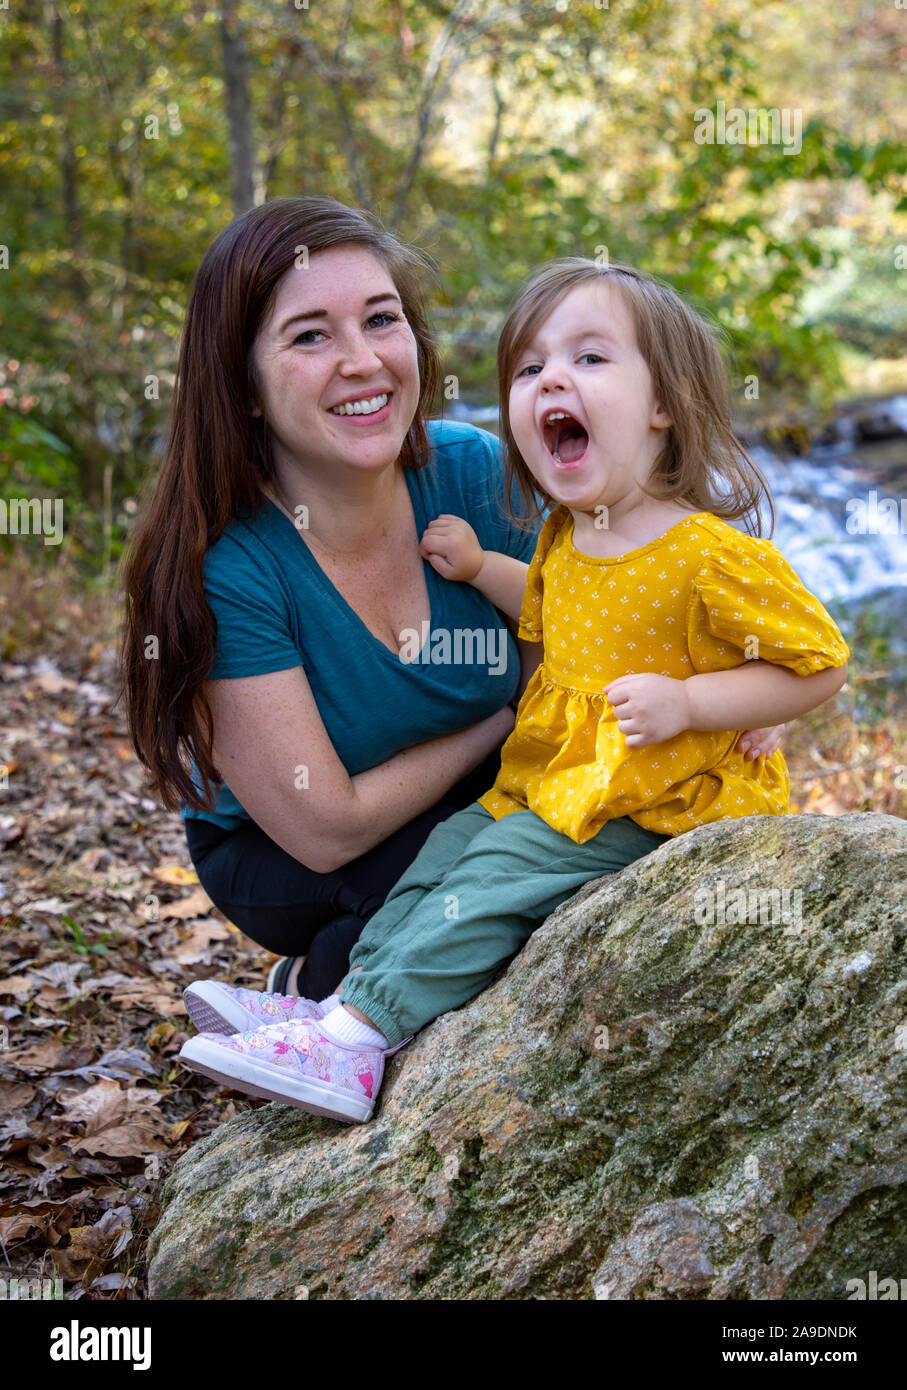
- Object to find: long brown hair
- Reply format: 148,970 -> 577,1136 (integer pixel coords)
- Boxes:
497,258 -> 773,537
117,197 -> 441,814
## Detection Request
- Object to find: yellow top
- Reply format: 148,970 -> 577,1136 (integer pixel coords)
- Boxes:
478,507 -> 850,842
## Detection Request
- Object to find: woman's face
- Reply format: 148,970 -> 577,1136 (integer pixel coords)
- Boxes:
250,244 -> 421,480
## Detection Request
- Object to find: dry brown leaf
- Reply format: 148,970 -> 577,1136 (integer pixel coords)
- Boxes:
8,1038 -> 94,1074
0,1211 -> 46,1242
33,672 -> 77,695
108,980 -> 186,1018
64,1205 -> 133,1260
69,1121 -> 168,1158
56,1079 -> 126,1134
0,1080 -> 36,1113
0,976 -> 38,998
174,918 -> 233,964
161,886 -> 215,920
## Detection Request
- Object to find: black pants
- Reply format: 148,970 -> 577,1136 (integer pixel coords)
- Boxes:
183,742 -> 507,1001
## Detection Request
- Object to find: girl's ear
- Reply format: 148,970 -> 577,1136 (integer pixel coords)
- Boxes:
651,400 -> 673,431
652,375 -> 690,430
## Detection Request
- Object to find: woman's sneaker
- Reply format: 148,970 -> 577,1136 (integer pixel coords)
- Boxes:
178,1018 -> 411,1124
265,955 -> 306,995
182,980 -> 325,1036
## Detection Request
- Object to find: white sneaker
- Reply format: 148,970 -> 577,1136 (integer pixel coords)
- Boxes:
182,981 -> 323,1036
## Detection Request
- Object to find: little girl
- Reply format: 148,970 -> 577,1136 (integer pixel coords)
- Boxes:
179,258 -> 849,1122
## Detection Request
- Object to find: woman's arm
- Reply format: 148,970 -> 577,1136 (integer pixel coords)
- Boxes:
205,667 -> 514,874
605,659 -> 848,749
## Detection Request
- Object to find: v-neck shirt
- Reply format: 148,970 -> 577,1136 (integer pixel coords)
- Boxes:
180,419 -> 543,828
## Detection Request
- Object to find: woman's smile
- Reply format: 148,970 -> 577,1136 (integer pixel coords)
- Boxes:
326,390 -> 394,425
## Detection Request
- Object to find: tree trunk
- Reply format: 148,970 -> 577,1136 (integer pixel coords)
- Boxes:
220,0 -> 256,216
50,4 -> 81,254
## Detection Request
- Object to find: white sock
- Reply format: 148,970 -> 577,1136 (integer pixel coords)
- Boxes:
319,1003 -> 388,1050
318,993 -> 342,1014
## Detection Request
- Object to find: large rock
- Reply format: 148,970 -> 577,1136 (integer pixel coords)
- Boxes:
147,813 -> 907,1300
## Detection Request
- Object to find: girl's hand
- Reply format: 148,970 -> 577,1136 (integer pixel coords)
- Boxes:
603,673 -> 691,747
736,724 -> 786,761
419,514 -> 484,583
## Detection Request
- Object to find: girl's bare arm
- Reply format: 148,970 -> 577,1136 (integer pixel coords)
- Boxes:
606,659 -> 847,749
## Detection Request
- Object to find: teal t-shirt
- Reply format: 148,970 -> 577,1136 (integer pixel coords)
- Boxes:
180,418 -> 544,829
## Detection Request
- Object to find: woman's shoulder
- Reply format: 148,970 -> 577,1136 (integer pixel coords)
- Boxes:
426,415 -> 499,450
424,417 -> 504,481
201,499 -> 287,584
423,417 -> 543,557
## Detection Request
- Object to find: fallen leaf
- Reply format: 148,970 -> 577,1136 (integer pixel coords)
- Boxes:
0,1211 -> 45,1242
69,1122 -> 167,1158
108,980 -> 186,1018
53,1047 -> 158,1082
0,1080 -> 36,1113
161,887 -> 215,920
146,1022 -> 175,1051
0,976 -> 38,998
64,1205 -> 133,1260
0,816 -> 23,845
23,897 -> 71,915
57,1080 -> 125,1134
174,918 -> 233,963
153,863 -> 199,887
34,672 -> 78,695
0,1115 -> 34,1146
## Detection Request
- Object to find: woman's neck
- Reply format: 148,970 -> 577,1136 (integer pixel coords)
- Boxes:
264,456 -> 403,556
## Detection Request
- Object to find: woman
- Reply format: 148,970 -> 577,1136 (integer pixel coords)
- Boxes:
118,196 -> 781,1001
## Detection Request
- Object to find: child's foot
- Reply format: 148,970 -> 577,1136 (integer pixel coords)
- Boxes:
177,1018 -> 410,1123
182,981 -> 336,1036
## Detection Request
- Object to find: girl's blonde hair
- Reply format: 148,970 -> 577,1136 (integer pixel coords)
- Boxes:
496,258 -> 773,537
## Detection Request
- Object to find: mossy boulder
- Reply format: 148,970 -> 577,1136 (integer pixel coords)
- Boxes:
147,813 -> 907,1300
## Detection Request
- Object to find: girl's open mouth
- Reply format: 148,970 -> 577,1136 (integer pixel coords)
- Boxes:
542,412 -> 589,469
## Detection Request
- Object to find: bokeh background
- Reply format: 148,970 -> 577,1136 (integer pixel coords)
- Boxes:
0,0 -> 905,1300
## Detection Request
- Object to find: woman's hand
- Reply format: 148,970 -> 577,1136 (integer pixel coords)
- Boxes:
736,724 -> 786,761
419,514 -> 484,582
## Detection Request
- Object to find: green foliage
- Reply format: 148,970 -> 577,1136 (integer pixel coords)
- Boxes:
0,0 -> 904,576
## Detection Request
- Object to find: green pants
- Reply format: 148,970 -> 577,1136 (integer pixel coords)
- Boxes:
341,802 -> 670,1047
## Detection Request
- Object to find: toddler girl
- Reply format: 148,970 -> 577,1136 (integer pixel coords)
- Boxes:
179,259 -> 849,1121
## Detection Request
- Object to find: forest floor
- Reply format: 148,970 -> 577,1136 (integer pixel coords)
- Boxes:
1,549 -> 905,1300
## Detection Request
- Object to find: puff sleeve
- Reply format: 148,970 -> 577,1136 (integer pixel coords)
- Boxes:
517,505 -> 564,643
688,535 -> 850,676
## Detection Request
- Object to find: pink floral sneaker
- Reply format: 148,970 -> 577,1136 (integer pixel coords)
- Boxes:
182,980 -> 324,1036
177,1018 -> 411,1123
